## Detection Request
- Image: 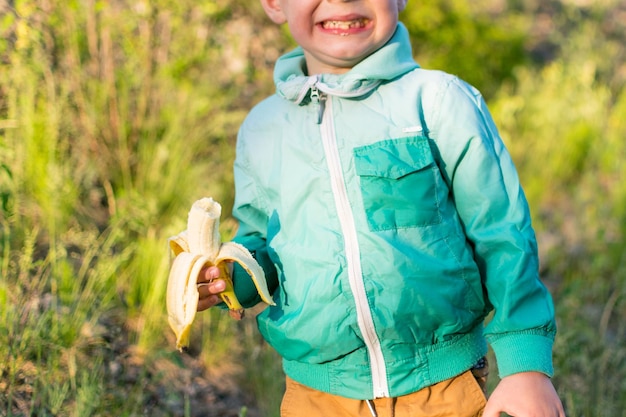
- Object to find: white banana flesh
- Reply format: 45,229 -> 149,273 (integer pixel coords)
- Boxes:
166,197 -> 274,351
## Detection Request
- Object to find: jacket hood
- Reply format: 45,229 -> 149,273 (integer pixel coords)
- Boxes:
274,23 -> 420,104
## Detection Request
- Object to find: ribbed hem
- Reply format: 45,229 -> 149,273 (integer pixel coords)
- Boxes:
282,325 -> 488,399
489,332 -> 554,377
423,325 -> 488,385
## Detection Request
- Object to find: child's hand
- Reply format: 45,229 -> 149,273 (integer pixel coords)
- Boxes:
483,372 -> 566,417
196,265 -> 227,311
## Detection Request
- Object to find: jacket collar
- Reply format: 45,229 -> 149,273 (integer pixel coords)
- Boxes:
274,23 -> 419,104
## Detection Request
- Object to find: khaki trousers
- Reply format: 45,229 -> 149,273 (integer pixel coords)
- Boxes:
280,368 -> 488,417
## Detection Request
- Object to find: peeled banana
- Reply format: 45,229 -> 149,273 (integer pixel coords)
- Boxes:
166,197 -> 274,351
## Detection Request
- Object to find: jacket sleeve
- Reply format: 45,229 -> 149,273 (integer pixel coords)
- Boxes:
428,76 -> 557,378
228,130 -> 279,308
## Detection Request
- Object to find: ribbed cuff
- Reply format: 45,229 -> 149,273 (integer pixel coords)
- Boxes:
490,333 -> 555,378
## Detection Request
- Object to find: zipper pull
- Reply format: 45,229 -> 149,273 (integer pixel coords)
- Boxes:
310,86 -> 326,124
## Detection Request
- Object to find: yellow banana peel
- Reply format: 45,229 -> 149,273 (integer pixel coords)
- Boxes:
166,197 -> 274,351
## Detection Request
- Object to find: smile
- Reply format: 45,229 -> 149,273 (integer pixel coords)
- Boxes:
321,18 -> 370,30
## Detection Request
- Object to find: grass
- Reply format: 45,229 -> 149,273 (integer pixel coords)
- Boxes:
1,1 -> 625,416
489,18 -> 626,414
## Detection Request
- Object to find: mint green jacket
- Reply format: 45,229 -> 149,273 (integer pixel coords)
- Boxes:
231,23 -> 556,400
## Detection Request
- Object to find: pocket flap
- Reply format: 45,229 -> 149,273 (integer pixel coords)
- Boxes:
354,137 -> 434,180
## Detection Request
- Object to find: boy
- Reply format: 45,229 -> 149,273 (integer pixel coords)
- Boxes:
197,0 -> 566,416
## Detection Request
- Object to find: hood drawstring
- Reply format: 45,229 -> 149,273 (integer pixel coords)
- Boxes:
366,399 -> 378,417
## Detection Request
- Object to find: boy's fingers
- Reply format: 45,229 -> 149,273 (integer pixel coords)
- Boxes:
207,265 -> 221,279
481,403 -> 492,417
197,267 -> 210,284
208,279 -> 226,293
196,266 -> 220,284
197,294 -> 221,312
482,395 -> 504,417
196,266 -> 227,312
198,279 -> 226,298
198,265 -> 221,283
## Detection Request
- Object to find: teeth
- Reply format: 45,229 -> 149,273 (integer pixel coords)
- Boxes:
322,18 -> 368,30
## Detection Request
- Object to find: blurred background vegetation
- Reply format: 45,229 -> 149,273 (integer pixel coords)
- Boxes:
0,0 -> 625,416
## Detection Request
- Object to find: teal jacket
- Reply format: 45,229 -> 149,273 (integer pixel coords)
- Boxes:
230,23 -> 556,400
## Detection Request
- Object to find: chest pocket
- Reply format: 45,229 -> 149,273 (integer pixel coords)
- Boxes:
353,136 -> 444,231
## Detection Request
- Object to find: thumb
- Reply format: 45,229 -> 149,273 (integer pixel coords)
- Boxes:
482,396 -> 504,417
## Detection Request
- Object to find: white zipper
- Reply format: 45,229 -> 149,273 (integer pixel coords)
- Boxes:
314,87 -> 390,398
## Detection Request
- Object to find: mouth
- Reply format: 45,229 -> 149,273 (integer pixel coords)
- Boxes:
320,18 -> 370,31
